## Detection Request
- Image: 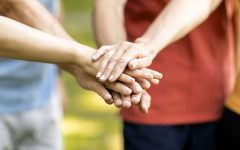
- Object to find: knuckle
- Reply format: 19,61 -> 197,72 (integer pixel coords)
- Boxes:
103,54 -> 111,59
109,57 -> 117,63
117,58 -> 127,64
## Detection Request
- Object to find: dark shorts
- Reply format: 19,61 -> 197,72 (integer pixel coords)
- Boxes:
123,121 -> 217,150
217,108 -> 240,150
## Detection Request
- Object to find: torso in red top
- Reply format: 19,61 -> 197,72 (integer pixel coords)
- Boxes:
121,0 -> 235,125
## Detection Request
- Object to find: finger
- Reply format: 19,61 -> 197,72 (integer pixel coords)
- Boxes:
136,78 -> 151,89
125,81 -> 142,94
104,82 -> 132,95
141,68 -> 163,79
96,50 -> 115,79
118,74 -> 135,84
102,43 -> 130,82
128,57 -> 153,70
105,98 -> 114,105
124,69 -> 154,80
150,78 -> 160,85
92,82 -> 113,103
131,93 -> 142,104
92,45 -> 114,61
121,95 -> 131,108
109,46 -> 139,82
100,60 -> 116,81
112,91 -> 123,108
139,91 -> 151,114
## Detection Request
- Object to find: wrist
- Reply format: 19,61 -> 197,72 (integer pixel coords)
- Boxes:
134,38 -> 158,57
71,42 -> 99,76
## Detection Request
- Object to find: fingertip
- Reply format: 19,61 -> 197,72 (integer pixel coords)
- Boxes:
154,79 -> 159,85
155,73 -> 163,79
105,99 -> 114,104
108,75 -> 116,82
128,61 -> 136,70
160,73 -> 163,79
115,99 -> 123,107
131,97 -> 140,104
123,101 -> 131,108
96,72 -> 102,78
135,84 -> 142,93
142,82 -> 151,89
105,93 -> 112,101
129,78 -> 135,83
92,55 -> 98,61
99,75 -> 106,81
125,89 -> 132,95
147,73 -> 154,79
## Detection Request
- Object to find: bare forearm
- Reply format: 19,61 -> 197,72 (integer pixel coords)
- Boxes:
0,16 -> 94,67
0,0 -> 96,73
0,0 -> 70,39
137,0 -> 223,55
93,0 -> 127,46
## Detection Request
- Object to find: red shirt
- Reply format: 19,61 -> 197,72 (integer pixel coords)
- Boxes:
120,0 -> 235,125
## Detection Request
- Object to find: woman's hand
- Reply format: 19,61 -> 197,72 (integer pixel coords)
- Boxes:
92,41 -> 157,82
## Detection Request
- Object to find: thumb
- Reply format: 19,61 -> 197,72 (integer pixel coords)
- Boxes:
139,91 -> 151,114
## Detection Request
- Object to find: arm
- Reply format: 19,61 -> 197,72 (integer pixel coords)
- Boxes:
93,0 -> 159,112
0,0 -> 157,109
0,16 -> 92,68
93,0 -> 223,81
93,0 -> 127,46
136,0 -> 223,55
0,0 -> 129,103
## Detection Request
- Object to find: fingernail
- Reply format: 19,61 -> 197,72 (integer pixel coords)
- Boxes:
92,55 -> 97,60
106,99 -> 113,104
96,72 -> 102,78
100,75 -> 105,81
109,75 -> 114,81
135,84 -> 142,93
115,100 -> 122,106
131,97 -> 139,104
147,74 -> 154,78
131,63 -> 135,69
160,74 -> 163,79
155,73 -> 163,79
143,105 -> 149,113
123,101 -> 131,108
105,93 -> 112,100
152,79 -> 159,85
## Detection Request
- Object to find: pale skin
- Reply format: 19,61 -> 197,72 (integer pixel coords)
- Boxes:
0,0 -> 162,112
93,0 -> 223,82
93,0 -> 223,110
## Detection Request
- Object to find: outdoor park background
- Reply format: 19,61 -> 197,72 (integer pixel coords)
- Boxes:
61,0 -> 123,150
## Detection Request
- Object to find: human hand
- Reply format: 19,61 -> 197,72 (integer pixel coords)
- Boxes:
111,90 -> 151,113
71,66 -> 135,104
92,41 -> 156,82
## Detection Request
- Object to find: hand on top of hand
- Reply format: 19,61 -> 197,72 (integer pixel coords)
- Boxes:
83,41 -> 162,113
92,41 -> 157,82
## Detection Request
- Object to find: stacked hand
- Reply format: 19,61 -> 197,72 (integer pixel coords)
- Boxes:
70,41 -> 161,113
92,41 -> 161,113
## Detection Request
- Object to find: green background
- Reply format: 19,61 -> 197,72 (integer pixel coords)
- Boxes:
61,0 -> 123,150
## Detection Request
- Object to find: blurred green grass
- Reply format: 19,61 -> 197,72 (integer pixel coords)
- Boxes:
61,0 -> 123,150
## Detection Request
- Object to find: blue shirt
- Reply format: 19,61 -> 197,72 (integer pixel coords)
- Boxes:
0,0 -> 59,113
